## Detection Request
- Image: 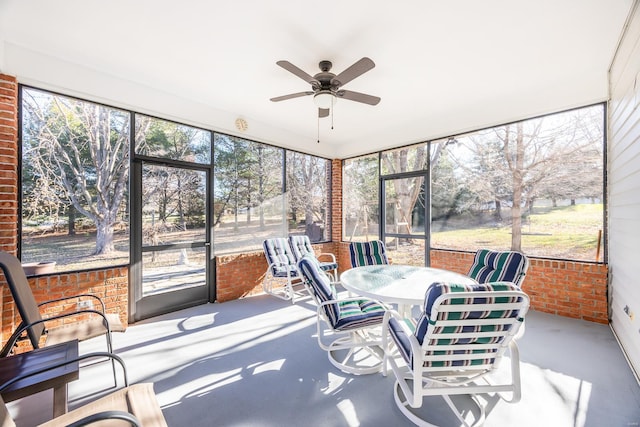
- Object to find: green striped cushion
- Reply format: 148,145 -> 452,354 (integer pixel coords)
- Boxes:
349,240 -> 389,267
415,281 -> 522,345
468,249 -> 527,286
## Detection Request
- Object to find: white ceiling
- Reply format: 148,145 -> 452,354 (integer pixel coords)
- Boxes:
0,0 -> 633,159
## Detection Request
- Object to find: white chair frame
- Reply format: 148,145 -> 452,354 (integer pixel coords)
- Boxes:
262,259 -> 307,303
313,296 -> 386,375
382,289 -> 530,427
262,238 -> 308,303
298,256 -> 387,375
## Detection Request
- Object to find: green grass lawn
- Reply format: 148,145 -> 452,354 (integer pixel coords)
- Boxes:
430,203 -> 603,261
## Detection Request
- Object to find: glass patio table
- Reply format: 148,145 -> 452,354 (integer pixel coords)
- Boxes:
340,264 -> 477,317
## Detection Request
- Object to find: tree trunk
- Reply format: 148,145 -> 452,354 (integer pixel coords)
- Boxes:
494,200 -> 502,221
95,218 -> 115,254
258,146 -> 265,230
511,123 -> 525,252
68,205 -> 76,235
177,175 -> 186,230
246,178 -> 252,224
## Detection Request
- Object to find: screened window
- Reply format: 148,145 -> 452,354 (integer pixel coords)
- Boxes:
431,104 -> 604,261
286,152 -> 330,242
135,114 -> 211,164
380,142 -> 428,175
21,87 -> 130,271
342,154 -> 379,241
213,134 -> 285,253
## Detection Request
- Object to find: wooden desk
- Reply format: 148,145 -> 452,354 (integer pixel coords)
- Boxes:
0,340 -> 79,417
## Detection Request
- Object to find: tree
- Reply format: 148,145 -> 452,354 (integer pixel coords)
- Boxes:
23,89 -> 131,254
444,106 -> 604,251
286,152 -> 329,240
381,145 -> 428,236
138,119 -> 209,232
343,155 -> 379,239
213,135 -> 283,231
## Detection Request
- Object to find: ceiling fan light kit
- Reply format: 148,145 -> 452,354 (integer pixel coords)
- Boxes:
313,91 -> 336,109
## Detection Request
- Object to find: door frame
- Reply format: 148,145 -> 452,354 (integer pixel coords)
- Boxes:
379,169 -> 431,266
129,158 -> 215,322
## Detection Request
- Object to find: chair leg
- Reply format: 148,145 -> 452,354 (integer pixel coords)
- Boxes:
481,340 -> 522,404
262,273 -> 294,302
322,330 -> 384,375
393,381 -> 486,427
104,332 -> 118,388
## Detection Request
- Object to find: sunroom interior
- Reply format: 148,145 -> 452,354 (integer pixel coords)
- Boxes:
1,1 -> 640,425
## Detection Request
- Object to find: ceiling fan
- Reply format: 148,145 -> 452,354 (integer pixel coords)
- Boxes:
270,57 -> 381,118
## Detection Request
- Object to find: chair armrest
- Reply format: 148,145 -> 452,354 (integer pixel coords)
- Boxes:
0,351 -> 129,392
2,310 -> 115,354
382,309 -> 421,361
26,309 -> 112,331
317,252 -> 337,263
66,410 -> 141,427
38,294 -> 107,313
266,261 -> 297,278
382,309 -> 417,337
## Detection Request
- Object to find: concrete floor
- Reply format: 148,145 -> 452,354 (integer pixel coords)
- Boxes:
7,293 -> 640,426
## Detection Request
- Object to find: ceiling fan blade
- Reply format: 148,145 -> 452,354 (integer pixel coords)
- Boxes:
331,57 -> 375,87
318,108 -> 330,118
270,91 -> 314,102
276,60 -> 318,85
337,90 -> 381,106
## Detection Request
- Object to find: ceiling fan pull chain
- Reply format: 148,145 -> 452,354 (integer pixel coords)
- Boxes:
331,107 -> 334,130
317,114 -> 320,143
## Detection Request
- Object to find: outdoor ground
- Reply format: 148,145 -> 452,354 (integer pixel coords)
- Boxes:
20,204 -> 603,272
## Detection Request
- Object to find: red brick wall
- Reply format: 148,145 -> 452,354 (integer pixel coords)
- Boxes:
331,159 -> 342,243
0,75 -> 18,254
215,242 -> 338,302
0,74 -> 18,348
0,73 -> 129,348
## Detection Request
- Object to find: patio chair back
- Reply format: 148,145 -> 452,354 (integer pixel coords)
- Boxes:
297,255 -> 339,324
262,238 -> 298,278
349,240 -> 389,267
468,248 -> 529,287
383,280 -> 530,424
288,235 -> 315,262
414,281 -> 528,361
289,235 -> 338,280
261,238 -> 307,303
0,252 -> 45,351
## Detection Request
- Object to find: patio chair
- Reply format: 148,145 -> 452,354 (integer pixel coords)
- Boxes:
298,254 -> 387,375
0,381 -> 167,427
0,251 -> 124,382
467,249 -> 529,287
262,238 -> 306,303
382,281 -> 530,427
349,240 -> 389,267
288,235 -> 338,281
